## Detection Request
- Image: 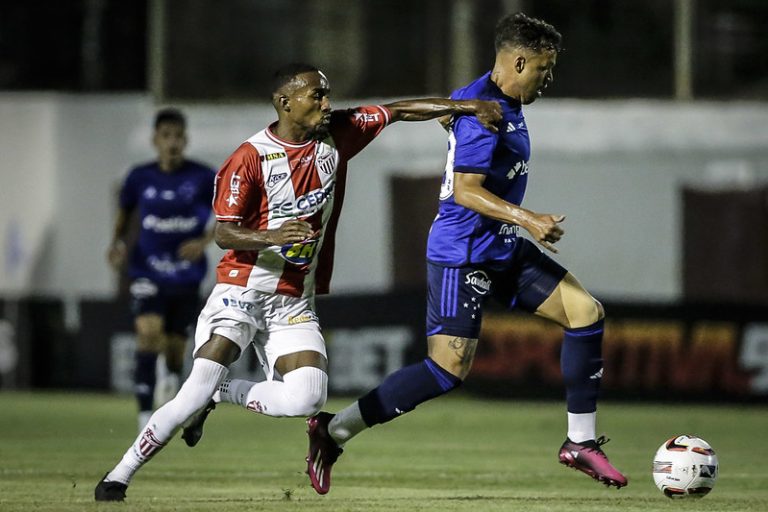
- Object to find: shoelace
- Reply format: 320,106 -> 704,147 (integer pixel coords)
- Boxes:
585,435 -> 611,458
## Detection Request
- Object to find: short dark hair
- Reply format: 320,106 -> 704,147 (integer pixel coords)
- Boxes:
154,107 -> 186,129
495,12 -> 562,53
272,63 -> 320,94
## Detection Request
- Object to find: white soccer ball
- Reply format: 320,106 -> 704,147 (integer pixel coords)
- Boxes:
652,435 -> 718,498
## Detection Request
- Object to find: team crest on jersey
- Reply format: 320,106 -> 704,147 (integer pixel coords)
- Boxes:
280,240 -> 319,265
465,270 -> 492,295
178,181 -> 197,202
315,149 -> 338,175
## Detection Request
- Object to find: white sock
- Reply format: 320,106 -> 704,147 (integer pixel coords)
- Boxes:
137,411 -> 152,433
106,358 -> 228,485
235,367 -> 327,417
567,411 -> 596,443
327,402 -> 368,446
155,373 -> 180,407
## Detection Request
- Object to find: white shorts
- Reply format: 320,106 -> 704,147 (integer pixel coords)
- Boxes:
194,283 -> 326,379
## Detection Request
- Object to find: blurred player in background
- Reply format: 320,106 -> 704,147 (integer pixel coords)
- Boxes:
95,63 -> 501,501
106,108 -> 216,433
306,12 -> 628,494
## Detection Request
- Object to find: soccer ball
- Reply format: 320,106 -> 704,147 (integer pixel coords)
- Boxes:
652,435 -> 718,498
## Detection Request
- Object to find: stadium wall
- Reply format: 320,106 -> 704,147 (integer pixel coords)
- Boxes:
2,293 -> 767,401
1,94 -> 768,302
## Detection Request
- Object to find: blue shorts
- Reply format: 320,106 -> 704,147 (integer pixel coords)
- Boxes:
426,238 -> 567,339
129,278 -> 201,336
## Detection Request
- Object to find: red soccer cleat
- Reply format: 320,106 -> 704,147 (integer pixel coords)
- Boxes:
558,436 -> 628,488
306,412 -> 343,495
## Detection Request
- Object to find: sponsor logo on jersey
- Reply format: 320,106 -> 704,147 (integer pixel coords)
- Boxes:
506,121 -> 516,133
143,186 -> 157,199
267,171 -> 288,188
147,256 -> 191,274
498,223 -> 519,236
222,297 -> 255,312
227,173 -> 241,206
142,215 -> 199,233
287,311 -> 319,325
280,239 -> 319,265
271,182 -> 335,217
506,160 -> 529,179
353,112 -> 380,123
261,151 -> 286,161
465,270 -> 491,295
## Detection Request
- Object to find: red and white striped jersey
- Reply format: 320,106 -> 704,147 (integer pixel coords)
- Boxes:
213,105 -> 391,298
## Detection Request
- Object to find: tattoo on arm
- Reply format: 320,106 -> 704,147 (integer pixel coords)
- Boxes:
448,337 -> 478,367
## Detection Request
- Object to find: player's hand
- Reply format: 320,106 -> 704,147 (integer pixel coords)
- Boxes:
266,219 -> 316,246
470,100 -> 503,133
178,238 -> 207,261
106,240 -> 127,269
524,213 -> 565,253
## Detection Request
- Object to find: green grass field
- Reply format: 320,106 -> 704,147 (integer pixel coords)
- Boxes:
0,392 -> 766,512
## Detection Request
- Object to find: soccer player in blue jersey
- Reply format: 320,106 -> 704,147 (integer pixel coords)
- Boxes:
306,12 -> 628,493
107,108 -> 216,432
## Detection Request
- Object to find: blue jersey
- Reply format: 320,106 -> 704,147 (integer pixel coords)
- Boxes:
427,71 -> 530,266
119,160 -> 216,287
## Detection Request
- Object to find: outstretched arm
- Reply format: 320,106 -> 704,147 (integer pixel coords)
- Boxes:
384,98 -> 502,132
454,172 -> 566,253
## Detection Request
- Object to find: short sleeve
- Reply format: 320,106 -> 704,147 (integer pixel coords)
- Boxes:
118,168 -> 140,210
202,169 -> 216,205
452,115 -> 498,174
330,105 -> 391,161
213,144 -> 262,222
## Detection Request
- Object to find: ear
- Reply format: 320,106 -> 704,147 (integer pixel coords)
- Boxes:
279,95 -> 291,112
515,55 -> 526,74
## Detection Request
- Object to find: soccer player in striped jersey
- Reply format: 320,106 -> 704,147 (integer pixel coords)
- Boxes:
95,63 -> 501,502
306,13 -> 628,494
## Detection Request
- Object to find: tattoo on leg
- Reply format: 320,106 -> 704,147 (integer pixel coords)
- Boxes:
448,337 -> 478,367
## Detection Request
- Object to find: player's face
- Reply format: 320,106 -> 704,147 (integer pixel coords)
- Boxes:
153,122 -> 187,169
517,49 -> 557,104
287,71 -> 332,139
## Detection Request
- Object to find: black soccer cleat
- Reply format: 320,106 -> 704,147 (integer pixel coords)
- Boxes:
181,399 -> 216,447
94,473 -> 128,502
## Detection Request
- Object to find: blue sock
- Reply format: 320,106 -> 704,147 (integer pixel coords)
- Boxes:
561,319 -> 604,414
358,358 -> 462,427
135,351 -> 158,412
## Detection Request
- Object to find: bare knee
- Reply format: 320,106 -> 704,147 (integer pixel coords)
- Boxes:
567,297 -> 604,329
427,335 -> 478,380
135,314 -> 165,352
